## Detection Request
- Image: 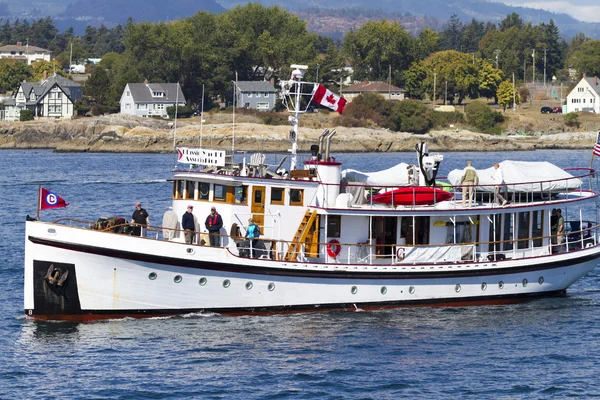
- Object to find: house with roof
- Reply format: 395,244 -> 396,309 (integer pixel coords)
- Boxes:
343,80 -> 405,102
1,73 -> 82,121
234,81 -> 276,111
0,42 -> 52,65
565,75 -> 600,114
120,82 -> 185,118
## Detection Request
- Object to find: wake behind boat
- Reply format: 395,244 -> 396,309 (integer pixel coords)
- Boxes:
24,66 -> 600,321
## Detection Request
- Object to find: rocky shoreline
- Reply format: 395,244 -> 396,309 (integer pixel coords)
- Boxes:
0,114 -> 596,153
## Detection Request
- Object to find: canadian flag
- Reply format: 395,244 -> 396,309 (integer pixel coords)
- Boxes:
311,84 -> 347,114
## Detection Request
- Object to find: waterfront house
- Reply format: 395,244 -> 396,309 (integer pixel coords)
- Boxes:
120,82 -> 185,118
565,75 -> 600,113
1,73 -> 82,121
0,42 -> 52,65
343,80 -> 405,102
234,81 -> 276,111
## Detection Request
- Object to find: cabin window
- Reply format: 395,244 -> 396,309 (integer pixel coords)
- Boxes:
214,184 -> 226,201
517,212 -> 530,249
532,210 -> 544,247
327,215 -> 341,238
271,187 -> 285,205
488,214 -> 502,253
503,213 -> 514,251
290,189 -> 304,206
235,186 -> 247,204
185,181 -> 195,200
173,180 -> 184,199
199,183 -> 210,200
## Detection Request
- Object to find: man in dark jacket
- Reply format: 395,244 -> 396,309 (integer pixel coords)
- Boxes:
131,202 -> 150,236
205,206 -> 223,247
182,205 -> 195,244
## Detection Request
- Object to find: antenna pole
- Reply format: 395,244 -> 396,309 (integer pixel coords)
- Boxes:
200,84 -> 204,147
232,72 -> 237,156
173,81 -> 179,150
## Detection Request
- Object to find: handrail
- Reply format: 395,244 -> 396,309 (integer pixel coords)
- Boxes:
44,218 -> 600,265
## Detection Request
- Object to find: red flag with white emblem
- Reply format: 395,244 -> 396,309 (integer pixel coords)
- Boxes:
311,84 -> 346,114
40,187 -> 69,210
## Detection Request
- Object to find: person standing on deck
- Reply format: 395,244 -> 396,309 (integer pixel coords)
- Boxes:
205,206 -> 223,247
245,218 -> 261,258
491,163 -> 507,206
556,208 -> 565,252
131,202 -> 150,236
460,161 -> 478,207
182,205 -> 196,244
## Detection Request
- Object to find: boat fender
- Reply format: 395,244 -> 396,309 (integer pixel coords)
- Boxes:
396,247 -> 405,261
327,239 -> 341,258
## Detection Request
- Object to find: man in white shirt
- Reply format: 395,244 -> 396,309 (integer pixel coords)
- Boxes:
491,163 -> 507,206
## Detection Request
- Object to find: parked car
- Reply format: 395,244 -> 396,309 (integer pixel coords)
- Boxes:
552,107 -> 563,114
541,107 -> 552,114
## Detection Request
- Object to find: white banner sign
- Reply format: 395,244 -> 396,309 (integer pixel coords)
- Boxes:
176,147 -> 226,166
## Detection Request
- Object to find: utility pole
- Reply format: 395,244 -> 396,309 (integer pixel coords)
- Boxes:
532,49 -> 535,84
316,63 -> 319,83
445,81 -> 448,104
69,42 -> 73,76
543,48 -> 547,87
512,72 -> 516,113
433,71 -> 437,108
494,49 -> 501,69
388,65 -> 391,100
524,57 -> 527,84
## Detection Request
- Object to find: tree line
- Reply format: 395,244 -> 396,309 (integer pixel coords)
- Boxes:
2,6 -> 600,112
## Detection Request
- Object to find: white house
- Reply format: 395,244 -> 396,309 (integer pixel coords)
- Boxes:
120,82 -> 185,118
343,80 -> 406,102
0,43 -> 52,65
2,73 -> 83,121
565,75 -> 600,113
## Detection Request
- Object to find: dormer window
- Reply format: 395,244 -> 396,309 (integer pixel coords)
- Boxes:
152,91 -> 165,97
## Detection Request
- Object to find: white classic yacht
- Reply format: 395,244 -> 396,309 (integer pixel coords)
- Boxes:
24,66 -> 600,320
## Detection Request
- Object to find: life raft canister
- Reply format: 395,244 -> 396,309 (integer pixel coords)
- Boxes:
327,239 -> 341,258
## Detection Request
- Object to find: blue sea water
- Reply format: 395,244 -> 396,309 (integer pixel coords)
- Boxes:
2,148 -> 600,399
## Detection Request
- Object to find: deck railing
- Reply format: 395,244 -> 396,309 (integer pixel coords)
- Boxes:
45,218 -> 600,266
320,167 -> 597,208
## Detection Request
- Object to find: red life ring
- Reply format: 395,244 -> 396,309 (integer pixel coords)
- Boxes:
327,239 -> 341,258
396,247 -> 405,261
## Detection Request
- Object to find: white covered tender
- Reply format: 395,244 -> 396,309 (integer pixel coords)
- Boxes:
342,163 -> 416,186
447,161 -> 582,193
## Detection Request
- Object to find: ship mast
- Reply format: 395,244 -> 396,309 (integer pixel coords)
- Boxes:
282,64 -> 309,171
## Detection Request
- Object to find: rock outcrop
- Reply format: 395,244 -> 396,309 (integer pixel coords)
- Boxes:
0,115 -> 596,153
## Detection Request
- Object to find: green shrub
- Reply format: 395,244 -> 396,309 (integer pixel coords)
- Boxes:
260,112 -> 287,125
465,101 -> 505,134
392,100 -> 432,134
19,109 -> 34,121
75,98 -> 91,116
91,105 -> 111,116
166,105 -> 193,118
564,112 -> 580,128
431,111 -> 464,128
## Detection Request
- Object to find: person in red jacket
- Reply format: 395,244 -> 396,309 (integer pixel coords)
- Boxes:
204,206 -> 223,247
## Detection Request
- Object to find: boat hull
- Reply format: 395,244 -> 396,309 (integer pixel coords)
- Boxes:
24,222 -> 600,321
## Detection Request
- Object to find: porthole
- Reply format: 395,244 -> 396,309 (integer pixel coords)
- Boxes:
481,282 -> 487,291
245,281 -> 253,290
174,275 -> 182,283
522,279 -> 528,287
499,281 -> 504,289
380,286 -> 387,295
199,277 -> 207,286
539,276 -> 544,285
186,248 -> 194,254
351,286 -> 358,295
268,282 -> 275,291
455,284 -> 461,293
223,279 -> 231,288
409,286 -> 415,294
148,272 -> 157,280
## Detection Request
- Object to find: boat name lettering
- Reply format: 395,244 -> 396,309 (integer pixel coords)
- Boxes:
176,147 -> 226,166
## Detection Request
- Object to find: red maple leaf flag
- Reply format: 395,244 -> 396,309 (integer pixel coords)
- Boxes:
311,84 -> 346,114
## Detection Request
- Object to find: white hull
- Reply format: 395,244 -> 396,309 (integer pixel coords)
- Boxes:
25,222 -> 600,320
